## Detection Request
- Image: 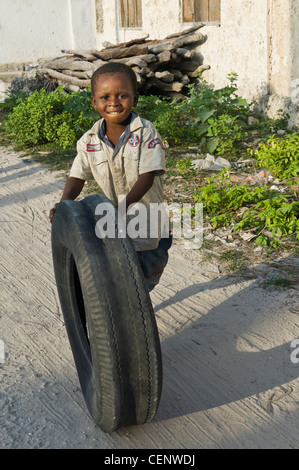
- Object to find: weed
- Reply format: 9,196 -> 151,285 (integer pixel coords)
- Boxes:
260,277 -> 293,288
252,133 -> 299,181
176,158 -> 196,177
1,75 -> 298,254
2,87 -> 98,149
219,249 -> 248,271
136,73 -> 250,154
193,170 -> 299,248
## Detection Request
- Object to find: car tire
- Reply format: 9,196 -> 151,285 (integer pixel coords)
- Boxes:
51,194 -> 162,433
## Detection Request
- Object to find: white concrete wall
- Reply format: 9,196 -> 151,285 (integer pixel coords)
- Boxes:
97,0 -> 183,47
0,0 -> 298,122
198,0 -> 269,101
98,0 -> 269,102
0,0 -> 97,65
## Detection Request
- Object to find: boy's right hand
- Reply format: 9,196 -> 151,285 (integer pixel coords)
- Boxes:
49,177 -> 85,224
49,203 -> 58,224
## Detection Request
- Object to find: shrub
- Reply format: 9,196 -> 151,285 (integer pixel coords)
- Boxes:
253,133 -> 299,180
3,87 -> 98,149
136,73 -> 250,154
193,171 -> 299,247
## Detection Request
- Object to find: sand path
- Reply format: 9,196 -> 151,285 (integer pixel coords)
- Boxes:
0,146 -> 298,449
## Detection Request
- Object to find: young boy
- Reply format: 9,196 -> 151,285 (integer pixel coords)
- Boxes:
49,62 -> 172,291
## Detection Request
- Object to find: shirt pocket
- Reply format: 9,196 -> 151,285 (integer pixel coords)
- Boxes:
126,146 -> 139,161
88,153 -> 110,180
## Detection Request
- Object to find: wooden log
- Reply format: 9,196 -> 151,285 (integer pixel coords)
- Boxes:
156,50 -> 172,64
101,41 -> 116,49
148,42 -> 175,55
98,43 -> 149,60
60,83 -> 81,93
144,50 -> 172,73
134,72 -> 144,84
139,66 -> 153,75
144,70 -> 155,78
102,35 -> 150,49
61,69 -> 90,79
142,78 -> 155,91
151,78 -> 184,93
170,31 -> 204,49
42,57 -> 98,72
165,24 -> 205,39
154,71 -> 174,83
175,48 -> 195,59
181,74 -> 190,85
61,50 -> 101,61
110,54 -> 156,68
111,57 -> 148,68
170,53 -> 181,64
92,58 -> 108,67
38,25 -> 208,96
172,69 -> 184,80
131,53 -> 156,64
39,68 -> 91,88
177,60 -> 200,72
186,64 -> 210,77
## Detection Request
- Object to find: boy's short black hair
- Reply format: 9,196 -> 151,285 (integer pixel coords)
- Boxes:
91,62 -> 138,95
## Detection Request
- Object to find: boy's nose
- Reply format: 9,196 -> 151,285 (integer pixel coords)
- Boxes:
109,96 -> 120,106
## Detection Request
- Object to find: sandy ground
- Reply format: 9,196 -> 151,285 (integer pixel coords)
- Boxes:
0,145 -> 298,449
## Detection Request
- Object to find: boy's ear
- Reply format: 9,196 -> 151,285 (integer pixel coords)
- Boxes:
91,96 -> 97,110
133,93 -> 139,107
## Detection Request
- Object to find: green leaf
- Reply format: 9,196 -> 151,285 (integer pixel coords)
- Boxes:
197,122 -> 210,137
194,109 -> 216,124
207,137 -> 219,153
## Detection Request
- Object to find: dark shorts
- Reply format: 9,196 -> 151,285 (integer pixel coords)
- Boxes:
137,235 -> 172,292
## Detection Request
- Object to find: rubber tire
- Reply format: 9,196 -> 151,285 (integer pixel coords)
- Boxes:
51,194 -> 162,433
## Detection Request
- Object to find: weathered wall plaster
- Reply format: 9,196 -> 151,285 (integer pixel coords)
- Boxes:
0,0 -> 298,124
0,0 -> 96,65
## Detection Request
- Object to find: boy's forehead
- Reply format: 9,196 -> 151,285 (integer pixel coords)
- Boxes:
94,72 -> 134,91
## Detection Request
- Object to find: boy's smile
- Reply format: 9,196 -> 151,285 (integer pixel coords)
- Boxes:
92,73 -> 139,130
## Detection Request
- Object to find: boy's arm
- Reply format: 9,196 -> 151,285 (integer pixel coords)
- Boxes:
49,177 -> 85,223
125,171 -> 155,210
60,176 -> 85,201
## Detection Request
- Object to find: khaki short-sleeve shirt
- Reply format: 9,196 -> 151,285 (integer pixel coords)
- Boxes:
69,112 -> 167,251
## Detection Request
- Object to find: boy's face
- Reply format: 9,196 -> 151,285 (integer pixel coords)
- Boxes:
92,73 -> 138,127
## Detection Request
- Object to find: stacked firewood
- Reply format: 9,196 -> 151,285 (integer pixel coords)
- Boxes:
38,24 -> 209,97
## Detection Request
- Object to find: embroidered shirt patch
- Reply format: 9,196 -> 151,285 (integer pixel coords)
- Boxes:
148,138 -> 164,150
87,143 -> 102,152
128,134 -> 140,147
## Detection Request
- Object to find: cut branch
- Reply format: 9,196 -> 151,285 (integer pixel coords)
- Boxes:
36,25 -> 209,98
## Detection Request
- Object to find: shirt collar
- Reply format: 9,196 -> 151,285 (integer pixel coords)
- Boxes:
88,112 -> 143,137
95,112 -> 143,151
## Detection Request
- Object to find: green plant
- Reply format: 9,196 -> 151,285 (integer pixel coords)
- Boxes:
235,196 -> 299,247
260,276 -> 293,288
189,73 -> 250,154
3,87 -> 98,149
135,73 -> 251,150
193,171 -> 299,247
219,249 -> 248,271
176,158 -> 196,177
0,88 -> 31,111
137,95 -> 199,145
198,113 -> 247,156
253,133 -> 299,180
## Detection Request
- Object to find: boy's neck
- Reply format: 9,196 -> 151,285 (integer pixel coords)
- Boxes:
105,123 -> 126,147
103,113 -> 132,148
